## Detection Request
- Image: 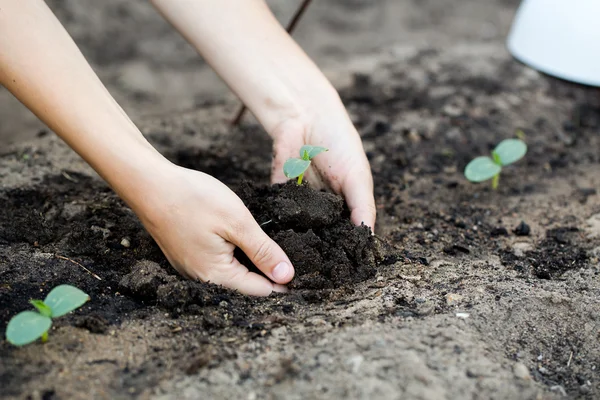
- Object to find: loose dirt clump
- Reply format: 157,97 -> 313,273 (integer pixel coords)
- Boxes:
236,181 -> 383,290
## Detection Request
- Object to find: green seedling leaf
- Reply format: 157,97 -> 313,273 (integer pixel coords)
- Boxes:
44,284 -> 89,318
30,300 -> 52,318
299,145 -> 328,160
283,158 -> 311,179
493,139 -> 527,166
6,311 -> 52,346
464,156 -> 502,182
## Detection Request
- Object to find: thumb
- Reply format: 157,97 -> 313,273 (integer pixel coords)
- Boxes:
226,214 -> 295,285
342,162 -> 376,230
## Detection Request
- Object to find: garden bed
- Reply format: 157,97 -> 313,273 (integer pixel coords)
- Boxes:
1,44 -> 599,399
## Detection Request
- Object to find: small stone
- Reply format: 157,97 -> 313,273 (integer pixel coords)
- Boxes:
445,293 -> 463,305
443,165 -> 457,174
512,242 -> 533,257
549,385 -> 567,396
120,238 -> 131,248
513,221 -> 531,236
586,213 -> 600,238
513,363 -> 531,380
443,104 -> 463,117
538,366 -> 549,375
407,128 -> 421,143
490,227 -> 509,237
456,312 -> 470,319
579,187 -> 597,197
414,301 -> 435,316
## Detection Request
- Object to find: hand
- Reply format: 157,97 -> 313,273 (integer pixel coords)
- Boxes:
149,0 -> 376,227
269,105 -> 376,229
134,164 -> 295,296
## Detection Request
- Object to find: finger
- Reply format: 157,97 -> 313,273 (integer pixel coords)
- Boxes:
342,162 -> 377,230
270,135 -> 304,184
227,216 -> 295,285
272,284 -> 289,293
206,259 -> 276,297
271,151 -> 289,184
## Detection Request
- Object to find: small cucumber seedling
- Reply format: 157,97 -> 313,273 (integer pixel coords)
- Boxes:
5,284 -> 89,346
464,138 -> 527,189
283,145 -> 328,185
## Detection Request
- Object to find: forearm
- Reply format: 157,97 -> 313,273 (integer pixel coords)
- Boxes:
0,0 -> 167,209
150,0 -> 340,132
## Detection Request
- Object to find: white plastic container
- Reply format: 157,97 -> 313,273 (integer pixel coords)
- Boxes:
507,0 -> 600,87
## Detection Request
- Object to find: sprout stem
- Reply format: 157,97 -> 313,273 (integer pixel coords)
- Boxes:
297,173 -> 304,185
492,174 -> 499,190
41,331 -> 48,343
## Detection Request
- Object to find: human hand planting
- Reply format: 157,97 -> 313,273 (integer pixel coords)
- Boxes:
269,111 -> 376,229
1,0 -> 372,296
153,0 -> 376,229
135,165 -> 295,297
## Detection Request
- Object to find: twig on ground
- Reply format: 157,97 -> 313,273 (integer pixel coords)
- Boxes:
54,254 -> 102,281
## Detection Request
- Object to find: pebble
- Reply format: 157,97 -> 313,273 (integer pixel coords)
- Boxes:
120,238 -> 131,248
513,363 -> 531,380
512,242 -> 533,257
513,221 -> 531,236
414,301 -> 435,316
586,213 -> 600,238
445,293 -> 463,305
443,104 -> 463,117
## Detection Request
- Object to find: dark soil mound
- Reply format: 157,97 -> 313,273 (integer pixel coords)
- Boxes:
235,181 -> 383,290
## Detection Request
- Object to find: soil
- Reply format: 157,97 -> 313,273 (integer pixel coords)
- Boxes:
1,1 -> 600,400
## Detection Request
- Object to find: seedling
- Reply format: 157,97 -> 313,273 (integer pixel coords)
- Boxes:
464,138 -> 527,189
5,284 -> 89,346
283,145 -> 328,185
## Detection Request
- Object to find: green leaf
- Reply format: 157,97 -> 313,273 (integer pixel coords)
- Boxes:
464,156 -> 502,182
44,285 -> 89,318
283,158 -> 311,179
6,311 -> 52,346
30,300 -> 52,318
493,139 -> 527,166
299,145 -> 328,160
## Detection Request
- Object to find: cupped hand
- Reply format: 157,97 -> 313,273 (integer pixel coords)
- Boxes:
135,164 -> 295,296
269,108 -> 376,229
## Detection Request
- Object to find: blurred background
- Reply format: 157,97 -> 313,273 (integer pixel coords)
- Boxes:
0,0 -> 520,144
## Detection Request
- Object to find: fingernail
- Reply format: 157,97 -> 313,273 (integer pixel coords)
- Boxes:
272,261 -> 291,282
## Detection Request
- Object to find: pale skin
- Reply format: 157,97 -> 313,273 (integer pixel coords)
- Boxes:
0,0 -> 376,296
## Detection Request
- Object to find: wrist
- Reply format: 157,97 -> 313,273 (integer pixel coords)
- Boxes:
253,74 -> 344,137
92,136 -> 174,213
